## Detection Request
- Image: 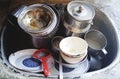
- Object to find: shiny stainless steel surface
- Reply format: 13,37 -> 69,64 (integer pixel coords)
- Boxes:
18,4 -> 57,36
85,29 -> 108,55
64,1 -> 95,35
16,4 -> 60,48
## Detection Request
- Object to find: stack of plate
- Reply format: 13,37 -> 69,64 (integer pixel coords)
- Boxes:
9,49 -> 54,73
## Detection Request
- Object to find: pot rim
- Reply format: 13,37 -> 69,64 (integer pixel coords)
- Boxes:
18,4 -> 58,36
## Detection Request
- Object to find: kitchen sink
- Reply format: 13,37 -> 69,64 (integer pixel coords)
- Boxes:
0,7 -> 119,78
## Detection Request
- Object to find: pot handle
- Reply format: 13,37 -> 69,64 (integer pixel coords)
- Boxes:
7,5 -> 27,26
12,5 -> 27,18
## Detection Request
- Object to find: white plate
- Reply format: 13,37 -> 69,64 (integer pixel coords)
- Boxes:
49,58 -> 89,77
9,49 -> 89,77
9,49 -> 54,72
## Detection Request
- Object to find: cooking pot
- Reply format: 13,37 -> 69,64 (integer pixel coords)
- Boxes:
14,4 -> 60,48
64,1 -> 95,36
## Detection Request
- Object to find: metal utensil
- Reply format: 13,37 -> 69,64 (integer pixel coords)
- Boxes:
64,1 -> 95,36
59,55 -> 63,79
85,29 -> 108,56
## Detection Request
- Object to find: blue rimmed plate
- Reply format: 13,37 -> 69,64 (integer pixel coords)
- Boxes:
9,49 -> 54,72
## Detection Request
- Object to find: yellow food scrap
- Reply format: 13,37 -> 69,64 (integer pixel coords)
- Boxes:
30,19 -> 42,30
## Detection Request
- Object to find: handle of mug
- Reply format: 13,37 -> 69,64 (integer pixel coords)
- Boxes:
42,58 -> 50,77
102,48 -> 108,55
97,48 -> 108,60
7,5 -> 27,26
12,5 -> 27,18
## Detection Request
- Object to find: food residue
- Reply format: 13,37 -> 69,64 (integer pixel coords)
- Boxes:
25,8 -> 51,31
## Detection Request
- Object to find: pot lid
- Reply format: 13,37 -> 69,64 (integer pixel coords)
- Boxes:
67,1 -> 95,21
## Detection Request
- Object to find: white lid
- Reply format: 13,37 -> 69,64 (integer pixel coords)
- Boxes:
67,1 -> 95,21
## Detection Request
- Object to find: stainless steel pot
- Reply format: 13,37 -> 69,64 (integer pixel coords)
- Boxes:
64,1 -> 95,36
16,4 -> 60,48
18,4 -> 58,37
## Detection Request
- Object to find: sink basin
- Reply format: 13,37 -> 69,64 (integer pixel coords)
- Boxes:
0,8 -> 119,78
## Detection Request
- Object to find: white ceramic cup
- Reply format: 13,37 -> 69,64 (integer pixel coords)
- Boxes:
59,37 -> 88,64
60,50 -> 87,64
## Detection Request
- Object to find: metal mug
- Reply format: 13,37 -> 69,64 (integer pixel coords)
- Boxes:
84,29 -> 108,58
64,1 -> 95,36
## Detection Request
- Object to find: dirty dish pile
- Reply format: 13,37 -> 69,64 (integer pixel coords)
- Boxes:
17,4 -> 59,48
9,49 -> 54,77
8,0 -> 108,78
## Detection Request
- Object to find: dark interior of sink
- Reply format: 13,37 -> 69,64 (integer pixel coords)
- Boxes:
0,9 -> 118,76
